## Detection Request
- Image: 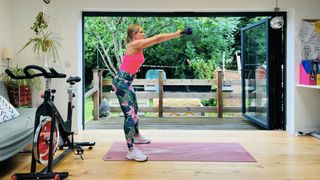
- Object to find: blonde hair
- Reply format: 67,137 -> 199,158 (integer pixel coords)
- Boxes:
126,24 -> 142,44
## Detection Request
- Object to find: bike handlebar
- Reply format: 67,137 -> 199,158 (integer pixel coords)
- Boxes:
5,65 -> 66,79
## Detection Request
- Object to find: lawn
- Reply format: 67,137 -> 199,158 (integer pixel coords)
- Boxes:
85,96 -> 93,123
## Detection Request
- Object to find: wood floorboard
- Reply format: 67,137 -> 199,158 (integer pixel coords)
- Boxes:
1,130 -> 320,179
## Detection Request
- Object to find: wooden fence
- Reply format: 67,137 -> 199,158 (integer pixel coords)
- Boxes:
85,70 -> 243,120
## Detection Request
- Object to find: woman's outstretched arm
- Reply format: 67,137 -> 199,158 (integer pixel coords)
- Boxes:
130,30 -> 182,50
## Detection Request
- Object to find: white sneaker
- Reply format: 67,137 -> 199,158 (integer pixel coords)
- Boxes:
126,148 -> 148,162
134,134 -> 151,144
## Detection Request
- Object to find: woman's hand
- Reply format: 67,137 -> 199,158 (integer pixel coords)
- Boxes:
176,30 -> 183,37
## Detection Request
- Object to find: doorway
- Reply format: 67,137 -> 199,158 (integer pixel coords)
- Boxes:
82,12 -> 286,130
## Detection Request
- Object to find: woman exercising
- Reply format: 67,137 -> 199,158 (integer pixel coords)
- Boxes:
112,24 -> 182,162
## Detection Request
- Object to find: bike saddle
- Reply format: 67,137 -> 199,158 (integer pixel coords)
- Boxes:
67,76 -> 81,85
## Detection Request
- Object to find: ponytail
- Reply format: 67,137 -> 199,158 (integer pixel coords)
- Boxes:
125,36 -> 132,44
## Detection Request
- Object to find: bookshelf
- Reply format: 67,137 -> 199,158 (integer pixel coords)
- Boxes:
296,84 -> 320,89
7,85 -> 32,108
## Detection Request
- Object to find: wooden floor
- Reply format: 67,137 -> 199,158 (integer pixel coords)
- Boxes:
1,130 -> 320,179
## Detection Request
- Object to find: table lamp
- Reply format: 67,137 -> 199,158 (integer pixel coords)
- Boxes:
2,48 -> 13,68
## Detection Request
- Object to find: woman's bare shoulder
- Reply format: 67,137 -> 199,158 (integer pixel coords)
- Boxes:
125,43 -> 142,55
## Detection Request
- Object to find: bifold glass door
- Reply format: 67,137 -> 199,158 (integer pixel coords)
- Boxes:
241,18 -> 285,130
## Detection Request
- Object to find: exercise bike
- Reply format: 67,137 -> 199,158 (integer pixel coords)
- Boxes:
6,65 -> 95,180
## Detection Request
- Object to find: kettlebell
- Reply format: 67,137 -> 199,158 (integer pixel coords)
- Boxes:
181,27 -> 192,35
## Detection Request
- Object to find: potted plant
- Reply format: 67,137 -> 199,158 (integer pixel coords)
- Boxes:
0,66 -> 41,107
18,10 -> 61,66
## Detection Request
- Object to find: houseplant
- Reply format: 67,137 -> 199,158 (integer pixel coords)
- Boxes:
1,66 -> 41,89
0,66 -> 41,107
18,10 -> 61,66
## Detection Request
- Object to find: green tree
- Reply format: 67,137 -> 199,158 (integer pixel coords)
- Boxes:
84,16 -> 243,83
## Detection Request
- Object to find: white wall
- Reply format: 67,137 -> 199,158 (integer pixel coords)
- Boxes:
0,0 -> 13,70
5,0 -> 320,133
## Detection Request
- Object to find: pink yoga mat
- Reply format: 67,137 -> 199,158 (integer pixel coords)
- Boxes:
103,142 -> 256,162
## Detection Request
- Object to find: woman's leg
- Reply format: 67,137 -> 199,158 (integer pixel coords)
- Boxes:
113,79 -> 137,149
112,76 -> 148,162
130,84 -> 140,135
129,85 -> 151,144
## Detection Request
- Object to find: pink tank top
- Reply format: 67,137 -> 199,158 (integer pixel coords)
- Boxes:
119,52 -> 145,74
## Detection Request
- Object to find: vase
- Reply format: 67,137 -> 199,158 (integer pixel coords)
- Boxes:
43,52 -> 49,67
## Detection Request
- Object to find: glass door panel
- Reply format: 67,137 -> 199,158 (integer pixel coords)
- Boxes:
241,18 -> 269,128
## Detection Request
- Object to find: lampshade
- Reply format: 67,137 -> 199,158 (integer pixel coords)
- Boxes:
2,48 -> 13,60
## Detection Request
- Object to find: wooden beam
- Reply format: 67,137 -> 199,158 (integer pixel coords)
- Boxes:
98,71 -> 103,105
102,79 -> 215,86
163,107 -> 216,112
110,107 -> 159,112
216,70 -> 223,118
158,70 -> 164,117
103,92 -> 248,99
163,79 -> 215,86
163,92 -> 213,99
103,92 -> 159,99
92,69 -> 100,120
85,86 -> 98,98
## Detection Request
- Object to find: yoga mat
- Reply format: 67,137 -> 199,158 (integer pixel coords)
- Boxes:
103,142 -> 256,162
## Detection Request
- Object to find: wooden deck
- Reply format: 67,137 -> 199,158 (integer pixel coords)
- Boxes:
2,130 -> 320,179
85,116 -> 261,130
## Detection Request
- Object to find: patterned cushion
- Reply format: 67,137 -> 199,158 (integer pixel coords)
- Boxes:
0,95 -> 19,124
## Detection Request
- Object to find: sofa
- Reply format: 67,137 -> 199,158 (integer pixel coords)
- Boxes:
0,81 -> 36,161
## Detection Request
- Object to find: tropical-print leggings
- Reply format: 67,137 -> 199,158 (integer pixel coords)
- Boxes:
112,71 -> 139,149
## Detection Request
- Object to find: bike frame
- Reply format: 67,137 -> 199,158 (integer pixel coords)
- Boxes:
30,78 -> 74,175
7,65 -> 95,180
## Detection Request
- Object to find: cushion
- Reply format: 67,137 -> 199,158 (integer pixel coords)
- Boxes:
0,95 -> 19,124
